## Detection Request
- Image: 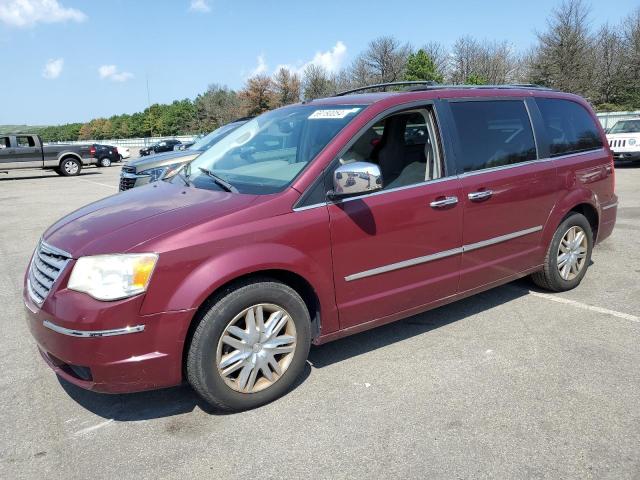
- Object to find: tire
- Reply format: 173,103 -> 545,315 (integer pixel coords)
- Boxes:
531,212 -> 593,292
58,157 -> 82,176
187,279 -> 311,411
98,157 -> 112,168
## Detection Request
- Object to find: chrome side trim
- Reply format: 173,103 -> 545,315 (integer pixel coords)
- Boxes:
292,176 -> 457,212
293,202 -> 327,212
458,148 -> 605,178
602,202 -> 618,210
43,320 -> 145,338
344,225 -> 543,281
345,247 -> 463,282
463,225 -> 543,252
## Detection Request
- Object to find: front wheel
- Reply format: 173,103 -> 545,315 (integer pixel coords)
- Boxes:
98,157 -> 112,168
58,158 -> 82,176
531,212 -> 593,292
187,280 -> 311,411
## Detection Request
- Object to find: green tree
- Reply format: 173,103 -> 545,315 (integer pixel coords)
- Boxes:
404,49 -> 443,83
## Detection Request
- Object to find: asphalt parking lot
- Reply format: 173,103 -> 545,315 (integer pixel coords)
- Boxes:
1,164 -> 639,479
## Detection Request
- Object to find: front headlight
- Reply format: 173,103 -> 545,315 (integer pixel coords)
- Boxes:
629,139 -> 637,146
68,253 -> 158,301
139,163 -> 182,182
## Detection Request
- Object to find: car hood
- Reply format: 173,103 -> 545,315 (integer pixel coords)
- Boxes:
607,132 -> 640,138
43,181 -> 261,257
126,150 -> 201,172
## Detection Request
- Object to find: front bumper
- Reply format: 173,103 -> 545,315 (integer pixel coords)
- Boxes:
612,150 -> 640,162
24,284 -> 195,393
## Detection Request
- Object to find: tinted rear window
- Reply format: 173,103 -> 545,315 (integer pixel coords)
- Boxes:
449,100 -> 537,173
536,98 -> 603,157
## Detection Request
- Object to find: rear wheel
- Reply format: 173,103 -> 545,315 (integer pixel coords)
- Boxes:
187,279 -> 311,411
57,157 -> 81,176
531,212 -> 593,292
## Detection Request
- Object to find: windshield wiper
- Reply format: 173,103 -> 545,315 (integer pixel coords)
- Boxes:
197,167 -> 238,193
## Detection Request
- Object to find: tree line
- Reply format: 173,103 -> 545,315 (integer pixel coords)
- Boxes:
34,0 -> 639,142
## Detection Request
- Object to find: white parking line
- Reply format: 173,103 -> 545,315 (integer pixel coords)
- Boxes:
76,178 -> 118,189
73,419 -> 114,436
526,290 -> 639,323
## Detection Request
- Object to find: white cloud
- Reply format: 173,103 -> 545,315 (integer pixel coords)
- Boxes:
0,0 -> 86,27
248,41 -> 348,79
305,41 -> 347,74
99,64 -> 134,82
249,54 -> 268,77
189,0 -> 210,13
42,57 -> 63,79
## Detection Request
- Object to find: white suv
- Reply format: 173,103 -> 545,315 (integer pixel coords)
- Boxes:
606,118 -> 640,163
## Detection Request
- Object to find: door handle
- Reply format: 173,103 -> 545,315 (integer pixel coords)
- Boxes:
468,190 -> 493,201
430,196 -> 458,208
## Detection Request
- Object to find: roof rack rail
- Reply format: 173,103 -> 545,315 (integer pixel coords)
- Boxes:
335,82 -> 554,96
335,81 -> 437,97
408,83 -> 554,92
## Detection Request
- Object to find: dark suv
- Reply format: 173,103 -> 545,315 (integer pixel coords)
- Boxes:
139,139 -> 182,156
24,83 -> 617,411
90,144 -> 120,168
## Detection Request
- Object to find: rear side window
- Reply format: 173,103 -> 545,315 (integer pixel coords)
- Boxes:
449,100 -> 537,173
536,98 -> 603,157
16,136 -> 36,148
0,137 -> 9,149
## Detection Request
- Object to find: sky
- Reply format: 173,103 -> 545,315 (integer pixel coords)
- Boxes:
0,0 -> 638,125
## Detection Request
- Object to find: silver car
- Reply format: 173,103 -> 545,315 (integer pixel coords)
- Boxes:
119,119 -> 250,191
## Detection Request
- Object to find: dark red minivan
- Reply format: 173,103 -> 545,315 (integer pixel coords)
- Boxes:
24,84 -> 617,410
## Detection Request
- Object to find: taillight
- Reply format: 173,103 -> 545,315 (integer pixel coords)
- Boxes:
89,146 -> 96,156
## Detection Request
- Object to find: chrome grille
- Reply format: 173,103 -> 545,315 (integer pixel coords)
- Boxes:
120,166 -> 138,191
119,176 -> 137,191
27,241 -> 71,305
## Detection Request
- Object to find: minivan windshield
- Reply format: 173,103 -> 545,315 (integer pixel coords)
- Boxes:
609,120 -> 640,134
189,121 -> 247,151
178,105 -> 365,194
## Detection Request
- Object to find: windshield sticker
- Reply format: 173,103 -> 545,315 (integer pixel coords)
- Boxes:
308,108 -> 361,120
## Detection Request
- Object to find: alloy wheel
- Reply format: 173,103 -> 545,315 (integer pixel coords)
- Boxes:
216,303 -> 297,394
64,160 -> 79,175
557,225 -> 588,280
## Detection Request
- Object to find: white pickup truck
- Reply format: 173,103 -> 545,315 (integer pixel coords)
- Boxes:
606,118 -> 640,163
0,134 -> 96,176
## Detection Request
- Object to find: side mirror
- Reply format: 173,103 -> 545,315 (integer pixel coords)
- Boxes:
329,161 -> 383,198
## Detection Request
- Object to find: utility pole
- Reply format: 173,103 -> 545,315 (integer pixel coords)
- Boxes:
146,72 -> 153,139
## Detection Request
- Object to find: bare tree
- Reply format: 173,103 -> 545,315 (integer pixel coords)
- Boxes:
302,64 -> 335,100
591,24 -> 625,105
421,41 -> 449,80
621,8 -> 640,106
450,36 -> 481,83
357,36 -> 411,84
272,67 -> 301,107
527,0 -> 594,94
450,36 -> 521,84
346,56 -> 374,88
239,75 -> 275,116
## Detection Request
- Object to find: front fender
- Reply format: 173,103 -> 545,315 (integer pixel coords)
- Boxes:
140,208 -> 338,335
